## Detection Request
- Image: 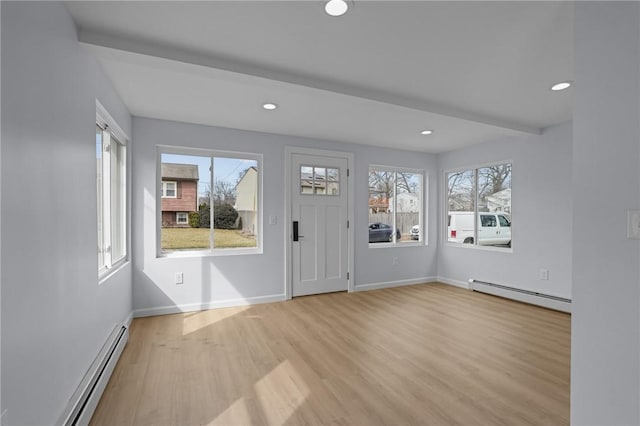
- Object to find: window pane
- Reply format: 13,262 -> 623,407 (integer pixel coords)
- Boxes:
161,154 -> 210,252
96,125 -> 104,270
394,172 -> 421,243
368,168 -> 395,243
327,182 -> 339,196
111,138 -> 126,262
327,168 -> 339,181
213,157 -> 258,249
477,164 -> 511,248
313,167 -> 326,194
300,166 -> 313,194
446,170 -> 475,245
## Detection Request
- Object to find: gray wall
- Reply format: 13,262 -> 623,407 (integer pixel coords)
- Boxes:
571,2 -> 640,424
437,122 -> 573,299
132,117 -> 438,314
1,2 -> 132,425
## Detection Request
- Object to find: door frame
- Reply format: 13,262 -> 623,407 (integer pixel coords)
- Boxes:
284,146 -> 355,300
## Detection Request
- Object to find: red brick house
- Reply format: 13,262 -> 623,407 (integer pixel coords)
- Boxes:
161,163 -> 198,227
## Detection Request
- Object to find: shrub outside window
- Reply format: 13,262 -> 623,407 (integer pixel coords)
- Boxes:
368,166 -> 423,245
446,163 -> 512,249
159,148 -> 262,255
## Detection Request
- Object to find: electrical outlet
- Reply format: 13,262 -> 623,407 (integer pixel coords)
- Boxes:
539,269 -> 549,280
175,272 -> 184,285
392,257 -> 399,266
627,210 -> 640,239
269,215 -> 277,225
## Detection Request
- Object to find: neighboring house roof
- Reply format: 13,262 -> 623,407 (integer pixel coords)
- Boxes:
162,163 -> 198,180
235,166 -> 258,187
369,196 -> 389,209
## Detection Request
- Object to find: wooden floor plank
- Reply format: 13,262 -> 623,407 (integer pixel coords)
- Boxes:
90,283 -> 570,426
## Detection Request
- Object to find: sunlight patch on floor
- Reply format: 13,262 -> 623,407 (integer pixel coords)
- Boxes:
182,306 -> 248,335
253,360 -> 310,426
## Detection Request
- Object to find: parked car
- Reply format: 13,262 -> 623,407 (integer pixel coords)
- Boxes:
410,225 -> 420,240
369,222 -> 401,243
447,211 -> 511,247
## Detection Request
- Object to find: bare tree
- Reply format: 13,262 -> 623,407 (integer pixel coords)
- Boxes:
369,170 -> 419,197
477,164 -> 511,197
447,170 -> 475,211
369,170 -> 392,196
213,180 -> 236,205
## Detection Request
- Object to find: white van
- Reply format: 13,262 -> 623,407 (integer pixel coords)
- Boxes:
447,211 -> 511,247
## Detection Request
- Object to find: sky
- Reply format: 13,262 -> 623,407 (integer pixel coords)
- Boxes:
161,153 -> 256,197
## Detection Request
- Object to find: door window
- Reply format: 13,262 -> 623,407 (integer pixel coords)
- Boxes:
300,165 -> 340,195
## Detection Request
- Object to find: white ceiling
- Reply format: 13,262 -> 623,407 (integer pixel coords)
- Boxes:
66,1 -> 574,153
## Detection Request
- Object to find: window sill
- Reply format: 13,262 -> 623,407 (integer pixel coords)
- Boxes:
98,259 -> 130,285
368,241 -> 425,249
444,242 -> 512,253
158,247 -> 263,258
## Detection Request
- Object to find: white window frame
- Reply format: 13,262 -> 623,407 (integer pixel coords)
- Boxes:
176,212 -> 189,224
162,181 -> 177,198
443,160 -> 513,252
157,146 -> 263,257
96,101 -> 129,277
368,165 -> 425,248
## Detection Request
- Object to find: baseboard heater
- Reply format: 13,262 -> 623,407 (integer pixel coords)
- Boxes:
58,324 -> 129,426
470,279 -> 571,313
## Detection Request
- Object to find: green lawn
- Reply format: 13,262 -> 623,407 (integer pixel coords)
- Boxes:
162,227 -> 256,250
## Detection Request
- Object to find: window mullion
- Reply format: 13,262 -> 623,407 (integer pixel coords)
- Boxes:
393,172 -> 398,243
210,156 -> 215,251
473,168 -> 478,246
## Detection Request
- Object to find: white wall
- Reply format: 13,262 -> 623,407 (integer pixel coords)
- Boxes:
1,2 -> 132,425
571,2 -> 640,424
132,117 -> 438,314
436,122 -> 573,299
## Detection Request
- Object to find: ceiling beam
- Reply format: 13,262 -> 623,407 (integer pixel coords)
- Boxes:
78,29 -> 541,135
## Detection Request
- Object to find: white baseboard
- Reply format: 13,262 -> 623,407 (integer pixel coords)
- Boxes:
355,276 -> 435,292
133,294 -> 286,318
123,311 -> 134,328
436,277 -> 471,289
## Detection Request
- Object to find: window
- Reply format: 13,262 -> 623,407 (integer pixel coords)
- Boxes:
159,148 -> 262,254
368,166 -> 423,245
162,181 -> 177,198
176,212 -> 189,224
446,163 -> 512,249
96,102 -> 127,275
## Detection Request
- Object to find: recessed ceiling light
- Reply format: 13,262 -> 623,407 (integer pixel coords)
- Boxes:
262,103 -> 277,110
420,130 -> 433,135
325,0 -> 349,17
551,81 -> 572,91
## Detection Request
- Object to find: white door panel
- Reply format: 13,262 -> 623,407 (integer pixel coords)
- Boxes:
292,153 -> 348,297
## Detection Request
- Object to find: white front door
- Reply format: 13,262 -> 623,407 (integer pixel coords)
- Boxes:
291,153 -> 349,296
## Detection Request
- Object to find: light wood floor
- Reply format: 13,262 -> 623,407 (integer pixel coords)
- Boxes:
90,283 -> 570,426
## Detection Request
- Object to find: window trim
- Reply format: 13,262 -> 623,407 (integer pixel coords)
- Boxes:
156,145 -> 263,257
176,212 -> 189,224
443,160 -> 513,252
368,164 -> 425,248
161,181 -> 177,198
96,100 -> 129,279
